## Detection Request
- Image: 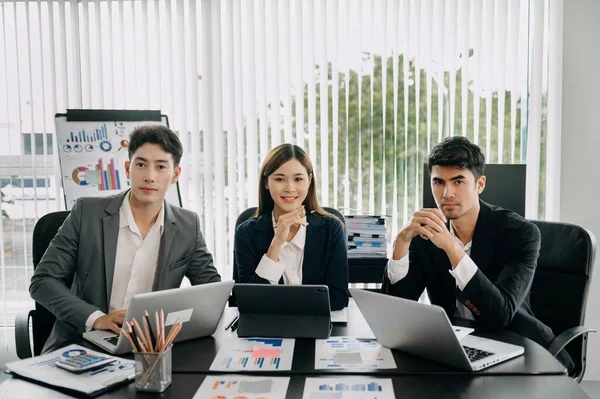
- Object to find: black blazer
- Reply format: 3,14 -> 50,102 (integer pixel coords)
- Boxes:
382,200 -> 573,369
234,212 -> 349,310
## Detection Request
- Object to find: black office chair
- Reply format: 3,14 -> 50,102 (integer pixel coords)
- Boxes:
529,220 -> 597,382
422,163 -> 598,380
422,163 -> 527,216
15,210 -> 71,358
229,206 -> 346,305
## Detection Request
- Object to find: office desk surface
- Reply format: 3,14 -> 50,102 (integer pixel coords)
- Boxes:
0,372 -> 588,399
170,302 -> 567,376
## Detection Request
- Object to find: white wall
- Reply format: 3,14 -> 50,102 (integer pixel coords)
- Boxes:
560,0 -> 600,381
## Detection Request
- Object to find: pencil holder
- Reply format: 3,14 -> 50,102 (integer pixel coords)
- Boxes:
134,345 -> 172,393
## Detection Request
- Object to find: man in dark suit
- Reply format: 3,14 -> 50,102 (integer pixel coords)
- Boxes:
382,136 -> 573,370
30,125 -> 221,352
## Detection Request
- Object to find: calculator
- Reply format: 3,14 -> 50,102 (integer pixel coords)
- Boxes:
56,353 -> 115,374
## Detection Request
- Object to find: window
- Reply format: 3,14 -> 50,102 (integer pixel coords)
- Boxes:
22,133 -> 54,155
0,1 -> 560,345
0,178 -> 49,188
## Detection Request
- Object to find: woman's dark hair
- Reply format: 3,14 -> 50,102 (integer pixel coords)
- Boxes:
255,144 -> 330,218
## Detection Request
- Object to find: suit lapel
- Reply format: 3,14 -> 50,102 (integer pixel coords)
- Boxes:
254,213 -> 275,245
468,201 -> 496,274
101,191 -> 129,310
429,241 -> 457,313
153,202 -> 177,290
252,213 -> 278,281
426,201 -> 495,315
302,214 -> 324,283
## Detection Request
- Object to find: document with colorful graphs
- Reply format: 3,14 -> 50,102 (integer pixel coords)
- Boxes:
302,377 -> 395,399
315,337 -> 396,370
194,375 -> 291,399
4,344 -> 134,396
209,338 -> 295,371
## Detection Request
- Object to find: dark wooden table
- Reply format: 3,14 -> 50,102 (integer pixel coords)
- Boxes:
171,303 -> 567,376
0,372 -> 589,399
2,296 -> 578,398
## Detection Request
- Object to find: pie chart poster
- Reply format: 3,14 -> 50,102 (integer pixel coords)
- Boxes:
55,118 -> 180,210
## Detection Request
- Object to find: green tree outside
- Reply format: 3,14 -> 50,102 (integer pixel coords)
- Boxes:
257,53 -> 548,236
301,54 -> 525,229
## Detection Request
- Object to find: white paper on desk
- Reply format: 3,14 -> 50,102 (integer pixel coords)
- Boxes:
209,338 -> 295,372
0,375 -> 76,398
4,344 -> 134,396
451,325 -> 475,341
302,376 -> 395,399
331,308 -> 348,323
315,336 -> 396,370
194,375 -> 291,399
164,307 -> 194,326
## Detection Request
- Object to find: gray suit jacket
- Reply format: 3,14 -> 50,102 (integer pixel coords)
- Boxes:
29,190 -> 221,352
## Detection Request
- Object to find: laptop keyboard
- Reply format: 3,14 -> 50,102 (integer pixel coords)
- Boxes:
462,345 -> 494,362
104,336 -> 119,346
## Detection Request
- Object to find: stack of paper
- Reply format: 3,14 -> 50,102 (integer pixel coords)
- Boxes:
345,215 -> 387,258
4,344 -> 134,396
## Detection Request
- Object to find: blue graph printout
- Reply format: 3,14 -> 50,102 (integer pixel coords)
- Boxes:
302,377 -> 396,399
4,344 -> 134,396
193,375 -> 291,399
209,338 -> 295,372
315,337 -> 397,369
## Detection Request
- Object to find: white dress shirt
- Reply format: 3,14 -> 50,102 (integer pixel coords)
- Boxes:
387,222 -> 478,320
85,192 -> 164,331
254,213 -> 307,285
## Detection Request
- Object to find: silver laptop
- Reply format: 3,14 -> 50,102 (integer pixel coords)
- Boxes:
349,288 -> 524,371
83,280 -> 235,354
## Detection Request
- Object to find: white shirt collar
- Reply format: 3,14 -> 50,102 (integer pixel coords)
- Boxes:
272,212 -> 307,250
120,191 -> 165,236
449,221 -> 472,252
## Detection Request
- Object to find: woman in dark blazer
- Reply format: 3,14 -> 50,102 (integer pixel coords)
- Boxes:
234,144 -> 349,310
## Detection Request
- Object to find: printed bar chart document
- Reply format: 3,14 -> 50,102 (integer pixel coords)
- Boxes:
194,375 -> 291,399
4,344 -> 134,397
209,338 -> 295,371
303,377 -> 395,399
315,337 -> 396,370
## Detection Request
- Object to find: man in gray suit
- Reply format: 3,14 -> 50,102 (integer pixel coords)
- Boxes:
30,125 -> 221,353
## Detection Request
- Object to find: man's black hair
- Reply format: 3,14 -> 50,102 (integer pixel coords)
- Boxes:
427,136 -> 485,180
128,125 -> 183,167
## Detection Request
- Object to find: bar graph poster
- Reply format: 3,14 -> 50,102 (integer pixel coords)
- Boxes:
55,116 -> 180,209
302,377 -> 395,399
209,338 -> 295,372
193,376 -> 290,399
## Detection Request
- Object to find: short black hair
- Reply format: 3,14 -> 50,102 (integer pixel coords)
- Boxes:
427,136 -> 485,180
128,125 -> 183,167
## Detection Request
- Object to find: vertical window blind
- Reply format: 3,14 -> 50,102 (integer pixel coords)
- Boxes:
0,0 -> 560,348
